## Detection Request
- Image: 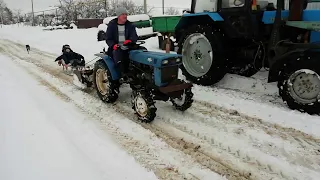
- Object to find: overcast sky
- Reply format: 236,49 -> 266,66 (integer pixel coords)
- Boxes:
4,0 -> 190,14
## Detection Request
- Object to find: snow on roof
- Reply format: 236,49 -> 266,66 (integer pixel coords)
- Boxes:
150,15 -> 181,18
97,23 -> 107,31
103,14 -> 150,24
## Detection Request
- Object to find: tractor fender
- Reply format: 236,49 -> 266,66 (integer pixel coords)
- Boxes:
175,13 -> 224,40
268,49 -> 319,82
94,53 -> 120,80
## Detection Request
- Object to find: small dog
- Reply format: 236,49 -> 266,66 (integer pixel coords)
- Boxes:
26,45 -> 30,54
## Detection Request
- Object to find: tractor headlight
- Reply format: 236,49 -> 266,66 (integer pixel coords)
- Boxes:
176,58 -> 181,63
162,60 -> 169,64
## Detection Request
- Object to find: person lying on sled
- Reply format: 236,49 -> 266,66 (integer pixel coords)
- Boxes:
55,44 -> 85,70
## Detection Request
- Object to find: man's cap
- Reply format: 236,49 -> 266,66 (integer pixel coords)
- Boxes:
115,7 -> 127,16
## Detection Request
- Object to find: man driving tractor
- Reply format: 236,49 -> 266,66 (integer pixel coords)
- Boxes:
105,7 -> 139,78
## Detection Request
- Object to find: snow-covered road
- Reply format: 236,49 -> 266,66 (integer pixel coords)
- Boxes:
0,41 -> 226,180
1,25 -> 320,180
0,54 -> 161,180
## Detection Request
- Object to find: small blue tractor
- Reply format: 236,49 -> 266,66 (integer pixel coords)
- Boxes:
92,41 -> 194,122
175,0 -> 320,114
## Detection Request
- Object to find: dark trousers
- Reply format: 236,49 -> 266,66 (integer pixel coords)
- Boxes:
70,59 -> 85,67
112,48 -> 129,76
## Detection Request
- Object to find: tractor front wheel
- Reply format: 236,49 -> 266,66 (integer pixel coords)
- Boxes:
278,54 -> 320,114
170,87 -> 194,111
177,25 -> 227,86
93,60 -> 119,103
132,89 -> 157,123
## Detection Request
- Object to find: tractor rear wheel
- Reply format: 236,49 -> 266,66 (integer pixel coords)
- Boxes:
93,59 -> 119,103
177,25 -> 227,86
278,54 -> 320,114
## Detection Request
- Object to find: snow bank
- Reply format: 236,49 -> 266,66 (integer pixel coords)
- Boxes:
103,14 -> 150,24
0,55 -> 158,180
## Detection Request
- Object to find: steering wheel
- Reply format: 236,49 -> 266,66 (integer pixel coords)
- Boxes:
135,40 -> 145,45
233,0 -> 244,6
120,40 -> 145,50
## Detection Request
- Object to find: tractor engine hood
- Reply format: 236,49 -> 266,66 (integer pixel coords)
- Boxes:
129,50 -> 182,68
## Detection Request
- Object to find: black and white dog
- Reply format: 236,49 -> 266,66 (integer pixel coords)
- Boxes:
26,45 -> 30,54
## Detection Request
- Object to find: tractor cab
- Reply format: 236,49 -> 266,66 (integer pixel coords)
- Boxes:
190,0 -> 272,13
190,0 -> 274,39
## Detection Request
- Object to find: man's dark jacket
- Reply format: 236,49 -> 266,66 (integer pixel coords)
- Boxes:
55,51 -> 84,65
105,18 -> 138,56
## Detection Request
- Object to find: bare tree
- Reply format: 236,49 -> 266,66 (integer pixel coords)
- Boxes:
165,7 -> 180,15
56,0 -> 150,23
109,0 -> 144,16
13,9 -> 22,23
75,0 -> 110,18
58,0 -> 76,22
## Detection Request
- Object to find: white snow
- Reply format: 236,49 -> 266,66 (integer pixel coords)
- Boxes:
0,55 -> 158,180
97,23 -> 108,31
1,25 -> 320,180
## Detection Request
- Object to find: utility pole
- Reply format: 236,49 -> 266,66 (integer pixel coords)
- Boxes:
31,0 -> 35,26
0,13 -> 3,28
104,0 -> 108,16
143,0 -> 147,14
56,8 -> 58,23
162,0 -> 164,14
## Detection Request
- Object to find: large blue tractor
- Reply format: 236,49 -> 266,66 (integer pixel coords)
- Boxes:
175,0 -> 320,114
92,41 -> 194,122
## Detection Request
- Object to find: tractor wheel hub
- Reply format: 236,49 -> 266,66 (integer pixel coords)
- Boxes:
289,69 -> 320,104
135,96 -> 148,117
96,69 -> 109,95
182,33 -> 213,77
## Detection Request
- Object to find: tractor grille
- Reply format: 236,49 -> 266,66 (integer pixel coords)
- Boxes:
161,66 -> 178,83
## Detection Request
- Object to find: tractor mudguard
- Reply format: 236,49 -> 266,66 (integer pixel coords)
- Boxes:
94,53 -> 120,80
268,48 -> 320,82
262,10 -> 320,24
175,13 -> 224,36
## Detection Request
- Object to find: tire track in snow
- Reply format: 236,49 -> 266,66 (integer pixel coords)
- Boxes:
6,39 -> 319,147
119,96 -> 320,180
193,100 -> 320,145
2,39 -> 320,180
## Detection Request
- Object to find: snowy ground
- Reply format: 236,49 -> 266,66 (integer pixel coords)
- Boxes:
0,55 -> 158,180
0,25 -> 320,180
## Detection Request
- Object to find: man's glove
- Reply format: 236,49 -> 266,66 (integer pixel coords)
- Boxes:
123,40 -> 132,45
113,44 -> 119,50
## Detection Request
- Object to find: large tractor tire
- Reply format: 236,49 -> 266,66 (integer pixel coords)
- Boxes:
177,25 -> 227,86
93,60 -> 119,103
278,53 -> 320,114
